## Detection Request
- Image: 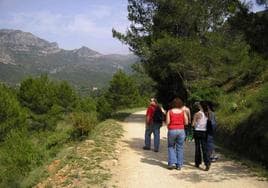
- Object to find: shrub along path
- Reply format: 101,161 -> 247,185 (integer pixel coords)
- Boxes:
108,110 -> 268,188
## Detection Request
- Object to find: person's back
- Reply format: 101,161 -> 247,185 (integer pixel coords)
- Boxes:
192,101 -> 210,171
168,109 -> 185,130
146,103 -> 157,126
166,97 -> 188,170
194,110 -> 208,131
143,98 -> 161,152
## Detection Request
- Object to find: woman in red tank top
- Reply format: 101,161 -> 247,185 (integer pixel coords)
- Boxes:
168,110 -> 185,130
166,97 -> 188,170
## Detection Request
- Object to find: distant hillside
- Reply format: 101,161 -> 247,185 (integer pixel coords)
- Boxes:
0,29 -> 138,92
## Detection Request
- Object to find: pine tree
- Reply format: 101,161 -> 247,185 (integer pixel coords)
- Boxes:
113,0 -> 240,106
107,70 -> 140,110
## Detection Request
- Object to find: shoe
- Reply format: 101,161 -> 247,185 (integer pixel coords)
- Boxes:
154,149 -> 159,152
167,165 -> 174,170
143,146 -> 150,150
205,165 -> 210,171
211,158 -> 217,162
195,164 -> 200,168
175,165 -> 181,170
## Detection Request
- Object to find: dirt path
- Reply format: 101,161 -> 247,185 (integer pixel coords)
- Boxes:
108,110 -> 268,188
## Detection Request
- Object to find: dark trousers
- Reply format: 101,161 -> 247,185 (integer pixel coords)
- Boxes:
194,130 -> 210,166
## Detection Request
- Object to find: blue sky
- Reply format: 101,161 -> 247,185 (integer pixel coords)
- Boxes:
0,0 -> 265,54
0,0 -> 130,54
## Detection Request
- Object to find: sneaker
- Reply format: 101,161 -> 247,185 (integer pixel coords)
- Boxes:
153,149 -> 159,152
167,165 -> 174,170
211,158 -> 217,162
205,165 -> 210,171
175,165 -> 181,170
195,164 -> 200,168
142,146 -> 150,150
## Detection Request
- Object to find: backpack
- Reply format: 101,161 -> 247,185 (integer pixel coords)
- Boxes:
153,106 -> 164,123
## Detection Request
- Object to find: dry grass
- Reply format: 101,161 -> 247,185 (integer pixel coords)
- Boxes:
34,119 -> 123,188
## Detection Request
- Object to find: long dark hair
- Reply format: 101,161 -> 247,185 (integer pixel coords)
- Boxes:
206,100 -> 215,112
200,101 -> 209,117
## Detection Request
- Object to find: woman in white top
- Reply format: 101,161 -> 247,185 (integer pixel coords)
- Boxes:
192,101 -> 210,171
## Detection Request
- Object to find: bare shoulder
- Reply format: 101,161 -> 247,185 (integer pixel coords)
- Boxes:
183,106 -> 190,113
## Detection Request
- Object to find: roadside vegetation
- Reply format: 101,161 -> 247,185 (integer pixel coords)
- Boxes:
0,65 -> 154,187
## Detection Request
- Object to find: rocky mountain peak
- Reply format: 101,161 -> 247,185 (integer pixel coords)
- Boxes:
0,29 -> 60,55
73,46 -> 102,58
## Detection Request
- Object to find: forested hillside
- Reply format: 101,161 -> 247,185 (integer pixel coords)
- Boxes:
0,29 -> 138,93
113,0 -> 268,168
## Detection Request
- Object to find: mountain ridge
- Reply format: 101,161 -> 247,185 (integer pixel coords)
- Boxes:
0,29 -> 138,92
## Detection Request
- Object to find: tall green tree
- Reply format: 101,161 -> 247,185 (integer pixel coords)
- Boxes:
228,3 -> 268,58
107,70 -> 140,110
18,75 -> 57,114
130,63 -> 155,98
55,81 -> 77,112
18,75 -> 79,130
113,0 -> 240,106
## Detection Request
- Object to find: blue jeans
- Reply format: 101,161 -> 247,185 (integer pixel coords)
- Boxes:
168,129 -> 185,167
144,123 -> 161,150
207,135 -> 214,158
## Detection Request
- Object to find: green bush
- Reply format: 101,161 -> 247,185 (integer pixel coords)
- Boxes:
70,112 -> 98,139
18,75 -> 57,114
189,85 -> 223,104
0,129 -> 43,186
55,81 -> 78,112
19,75 -> 78,114
28,104 -> 64,131
18,76 -> 79,131
96,95 -> 113,120
0,84 -> 27,141
216,83 -> 268,167
44,130 -> 72,157
77,96 -> 97,113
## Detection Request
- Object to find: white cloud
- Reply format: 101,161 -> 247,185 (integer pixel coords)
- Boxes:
1,11 -> 112,38
67,14 -> 111,37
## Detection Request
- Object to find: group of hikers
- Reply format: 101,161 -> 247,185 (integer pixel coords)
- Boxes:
143,97 -> 217,171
